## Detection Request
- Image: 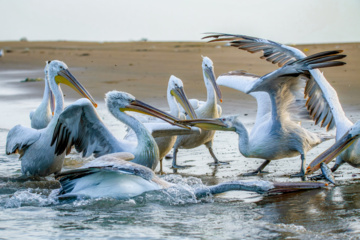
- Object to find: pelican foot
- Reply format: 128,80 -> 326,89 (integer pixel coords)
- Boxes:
290,172 -> 307,181
308,174 -> 326,181
241,170 -> 269,176
171,164 -> 193,169
156,171 -> 166,175
208,161 -> 230,166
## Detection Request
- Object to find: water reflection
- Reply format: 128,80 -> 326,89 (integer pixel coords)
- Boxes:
258,183 -> 360,238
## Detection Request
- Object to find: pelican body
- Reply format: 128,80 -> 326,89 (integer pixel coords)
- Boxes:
56,152 -> 327,199
6,60 -> 97,177
180,51 -> 346,177
51,91 -> 199,171
172,56 -> 224,168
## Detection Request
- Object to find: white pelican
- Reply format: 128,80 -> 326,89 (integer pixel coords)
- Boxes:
6,60 -> 97,177
50,91 -> 200,171
55,152 -> 327,199
125,75 -> 197,173
172,56 -> 224,168
179,51 -> 346,178
204,33 -> 359,175
29,62 -> 55,129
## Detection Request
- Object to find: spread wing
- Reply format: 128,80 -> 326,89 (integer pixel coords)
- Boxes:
6,125 -> 41,156
217,70 -> 272,124
51,98 -> 122,158
204,33 -> 350,130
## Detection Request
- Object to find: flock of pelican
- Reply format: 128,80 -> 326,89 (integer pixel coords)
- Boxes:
5,33 -> 360,200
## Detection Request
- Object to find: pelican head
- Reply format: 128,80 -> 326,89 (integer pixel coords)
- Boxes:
106,91 -> 190,129
48,60 -> 97,107
168,75 -> 197,119
202,56 -> 223,102
306,121 -> 360,174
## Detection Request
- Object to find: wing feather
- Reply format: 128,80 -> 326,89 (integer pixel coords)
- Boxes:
204,33 -> 351,130
51,98 -> 121,158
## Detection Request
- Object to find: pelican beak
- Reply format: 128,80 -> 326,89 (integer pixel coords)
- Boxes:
170,86 -> 197,119
205,66 -> 223,103
176,118 -> 232,131
123,99 -> 191,129
306,129 -> 359,175
55,68 -> 98,108
49,89 -> 55,116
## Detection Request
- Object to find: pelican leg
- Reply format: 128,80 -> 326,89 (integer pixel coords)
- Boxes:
156,158 -> 166,175
242,160 -> 271,176
171,148 -> 193,169
290,154 -> 307,180
206,141 -> 229,166
331,160 -> 344,173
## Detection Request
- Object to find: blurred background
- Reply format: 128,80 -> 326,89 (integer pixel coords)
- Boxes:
1,0 -> 359,44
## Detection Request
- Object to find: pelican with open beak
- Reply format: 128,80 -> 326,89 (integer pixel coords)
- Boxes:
6,60 -> 97,177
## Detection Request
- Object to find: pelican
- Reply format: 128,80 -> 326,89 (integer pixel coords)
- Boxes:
55,152 -> 327,199
172,56 -> 224,168
179,51 -> 346,178
50,91 -> 200,171
6,60 -> 97,177
29,62 -> 55,129
125,75 -> 197,173
204,33 -> 360,175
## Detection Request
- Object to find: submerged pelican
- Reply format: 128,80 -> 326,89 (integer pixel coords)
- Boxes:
51,91 -> 199,170
6,60 -> 97,177
125,75 -> 197,173
179,51 -> 346,178
29,62 -> 55,129
172,56 -> 224,168
203,33 -> 360,175
56,152 -> 327,199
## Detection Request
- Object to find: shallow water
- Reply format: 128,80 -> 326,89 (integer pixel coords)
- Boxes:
1,70 -> 360,239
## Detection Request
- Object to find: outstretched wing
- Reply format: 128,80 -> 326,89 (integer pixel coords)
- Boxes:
6,125 -> 41,156
203,33 -> 305,66
204,33 -> 350,130
51,98 -> 122,158
217,70 -> 272,124
246,50 -> 346,127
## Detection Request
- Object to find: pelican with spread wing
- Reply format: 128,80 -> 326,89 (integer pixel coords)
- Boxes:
204,33 -> 359,175
180,50 -> 346,178
6,60 -> 97,177
56,152 -> 327,199
51,91 -> 199,171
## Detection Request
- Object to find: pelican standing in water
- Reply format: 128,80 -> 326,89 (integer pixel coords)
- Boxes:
179,51 -> 346,178
51,91 -> 199,170
6,60 -> 97,177
124,75 -> 197,172
172,56 -> 224,168
29,62 -> 55,129
55,152 -> 327,199
204,33 -> 360,175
